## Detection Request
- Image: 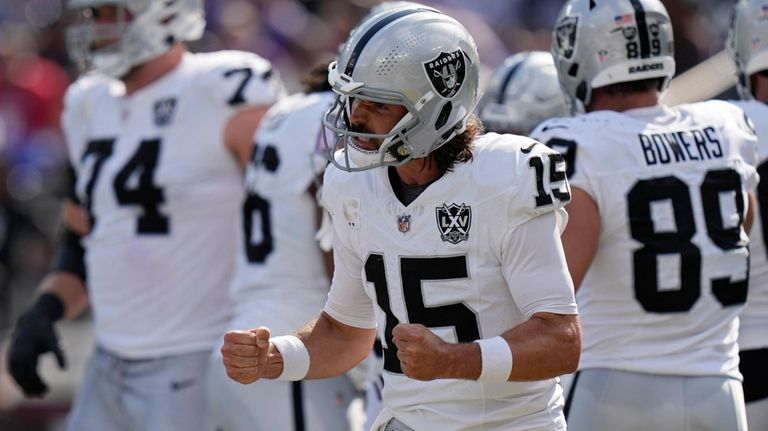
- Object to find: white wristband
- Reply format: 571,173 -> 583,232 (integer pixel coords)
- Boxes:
271,335 -> 310,381
475,336 -> 513,383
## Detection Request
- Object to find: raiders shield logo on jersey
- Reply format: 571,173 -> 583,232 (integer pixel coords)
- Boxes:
154,97 -> 177,126
555,16 -> 578,60
436,203 -> 471,244
424,50 -> 467,99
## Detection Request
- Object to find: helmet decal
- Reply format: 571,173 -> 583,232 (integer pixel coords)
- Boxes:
424,50 -> 467,99
555,16 -> 579,60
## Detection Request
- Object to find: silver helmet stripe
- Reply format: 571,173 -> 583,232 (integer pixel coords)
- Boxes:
344,8 -> 434,76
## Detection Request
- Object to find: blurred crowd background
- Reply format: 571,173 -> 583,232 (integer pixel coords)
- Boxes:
0,0 -> 745,429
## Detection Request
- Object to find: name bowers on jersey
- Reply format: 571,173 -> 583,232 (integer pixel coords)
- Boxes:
638,126 -> 722,166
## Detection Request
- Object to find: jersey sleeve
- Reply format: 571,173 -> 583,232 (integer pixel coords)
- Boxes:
501,209 -> 578,319
726,103 -> 760,192
320,169 -> 376,329
200,50 -> 287,110
506,138 -> 572,229
532,120 -> 597,205
60,79 -> 93,167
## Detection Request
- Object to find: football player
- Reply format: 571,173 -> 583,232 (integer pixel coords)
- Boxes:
221,7 -> 580,431
728,1 -> 768,429
532,1 -> 756,430
205,63 -> 360,430
6,1 -> 284,430
478,51 -> 568,136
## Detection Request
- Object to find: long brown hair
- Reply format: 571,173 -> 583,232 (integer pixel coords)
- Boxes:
431,114 -> 483,173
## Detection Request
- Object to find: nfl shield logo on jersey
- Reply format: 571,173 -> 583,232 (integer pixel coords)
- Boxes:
154,97 -> 177,126
436,203 -> 471,244
397,213 -> 411,234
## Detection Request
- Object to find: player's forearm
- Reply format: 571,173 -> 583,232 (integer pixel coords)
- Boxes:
502,312 -> 581,381
298,312 -> 376,379
39,272 -> 89,319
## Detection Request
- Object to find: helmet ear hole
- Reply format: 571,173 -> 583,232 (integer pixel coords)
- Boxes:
568,63 -> 579,77
435,101 -> 453,130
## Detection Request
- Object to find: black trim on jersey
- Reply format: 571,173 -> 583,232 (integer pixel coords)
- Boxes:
291,381 -> 306,431
563,371 -> 580,419
497,54 -> 526,104
739,347 -> 768,402
629,0 -> 651,58
344,9 -> 427,76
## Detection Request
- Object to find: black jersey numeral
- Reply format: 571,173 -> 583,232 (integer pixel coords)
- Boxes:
81,139 -> 169,234
113,139 -> 169,234
627,169 -> 748,313
529,153 -> 571,207
243,143 -> 280,263
365,254 -> 480,374
224,67 -> 255,106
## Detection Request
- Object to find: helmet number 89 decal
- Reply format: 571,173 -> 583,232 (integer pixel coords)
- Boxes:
625,23 -> 662,59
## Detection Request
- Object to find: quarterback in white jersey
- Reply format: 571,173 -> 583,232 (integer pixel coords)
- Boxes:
207,66 -> 359,431
6,1 -> 284,430
729,1 -> 768,428
533,0 -> 756,430
221,8 -> 580,431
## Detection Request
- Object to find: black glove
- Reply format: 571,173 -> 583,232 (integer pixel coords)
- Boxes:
7,293 -> 67,397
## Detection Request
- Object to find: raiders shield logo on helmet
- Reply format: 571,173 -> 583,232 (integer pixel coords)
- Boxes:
555,16 -> 579,60
436,203 -> 471,244
424,50 -> 467,98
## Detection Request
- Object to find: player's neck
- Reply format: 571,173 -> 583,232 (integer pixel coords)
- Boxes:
121,43 -> 186,96
394,155 -> 443,186
588,89 -> 659,113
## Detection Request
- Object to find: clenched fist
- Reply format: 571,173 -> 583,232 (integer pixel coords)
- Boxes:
221,327 -> 272,384
392,323 -> 450,381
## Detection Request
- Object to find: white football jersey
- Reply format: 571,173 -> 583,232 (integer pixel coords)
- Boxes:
322,134 -> 578,430
61,51 -> 285,358
227,91 -> 334,334
732,99 -> 768,351
532,101 -> 759,379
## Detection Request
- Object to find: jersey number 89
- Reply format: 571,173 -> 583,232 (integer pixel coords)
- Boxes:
627,169 -> 748,313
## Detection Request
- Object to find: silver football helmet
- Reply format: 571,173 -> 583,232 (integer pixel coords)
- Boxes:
66,0 -> 205,78
478,51 -> 568,134
728,0 -> 768,100
323,8 -> 480,171
551,0 -> 675,113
